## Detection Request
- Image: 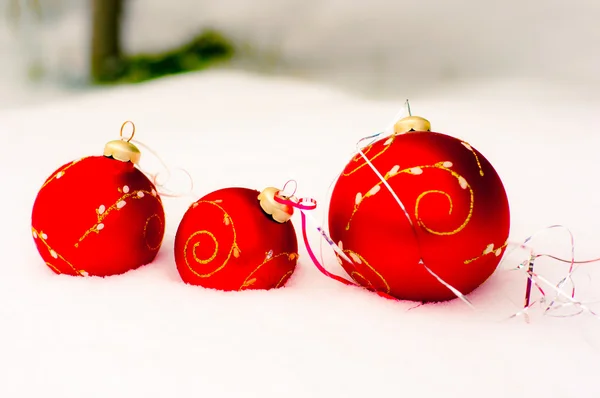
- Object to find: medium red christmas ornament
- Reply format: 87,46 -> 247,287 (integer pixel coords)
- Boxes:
328,113 -> 510,302
31,121 -> 166,277
174,186 -> 299,291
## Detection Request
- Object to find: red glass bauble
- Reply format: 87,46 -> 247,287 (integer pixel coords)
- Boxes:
174,187 -> 298,291
31,156 -> 166,277
328,130 -> 510,302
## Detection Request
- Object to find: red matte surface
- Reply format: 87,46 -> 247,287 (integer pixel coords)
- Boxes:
31,156 -> 165,277
174,187 -> 298,291
328,131 -> 510,302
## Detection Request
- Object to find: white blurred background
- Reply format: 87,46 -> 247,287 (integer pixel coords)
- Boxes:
1,0 -> 600,108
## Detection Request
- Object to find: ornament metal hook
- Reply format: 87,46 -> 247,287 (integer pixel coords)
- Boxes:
120,121 -> 136,143
280,179 -> 298,199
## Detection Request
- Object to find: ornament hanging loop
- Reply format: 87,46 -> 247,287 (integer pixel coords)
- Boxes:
105,121 -> 196,197
104,121 -> 141,164
280,179 -> 298,198
120,121 -> 136,143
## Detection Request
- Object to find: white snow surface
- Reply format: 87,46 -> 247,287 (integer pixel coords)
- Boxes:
1,70 -> 600,397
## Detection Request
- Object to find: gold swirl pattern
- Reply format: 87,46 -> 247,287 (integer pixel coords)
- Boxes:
31,227 -> 85,276
350,271 -> 375,290
45,262 -> 61,274
75,185 -> 160,247
342,135 -> 397,177
188,231 -> 219,264
461,141 -> 484,177
464,241 -> 508,264
34,163 -> 163,276
275,270 -> 295,288
336,136 -> 507,300
341,248 -> 391,294
183,200 -> 241,278
239,252 -> 298,290
183,200 -> 298,288
40,157 -> 87,190
143,214 -> 164,251
346,161 -> 474,237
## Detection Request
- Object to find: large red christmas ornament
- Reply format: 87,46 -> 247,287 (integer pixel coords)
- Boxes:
174,186 -> 299,291
31,121 -> 166,277
328,115 -> 510,302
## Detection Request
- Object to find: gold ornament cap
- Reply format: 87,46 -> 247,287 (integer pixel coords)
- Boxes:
103,121 -> 141,164
394,116 -> 431,135
258,187 -> 294,223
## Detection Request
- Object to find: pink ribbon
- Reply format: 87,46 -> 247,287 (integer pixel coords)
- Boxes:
274,191 -> 399,301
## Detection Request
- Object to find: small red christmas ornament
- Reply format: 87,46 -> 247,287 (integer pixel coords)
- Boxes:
328,113 -> 510,302
31,121 -> 166,277
174,186 -> 299,291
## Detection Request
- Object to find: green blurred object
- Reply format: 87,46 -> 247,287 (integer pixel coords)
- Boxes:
90,0 -> 233,85
9,0 -> 233,85
118,30 -> 234,84
92,29 -> 234,85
